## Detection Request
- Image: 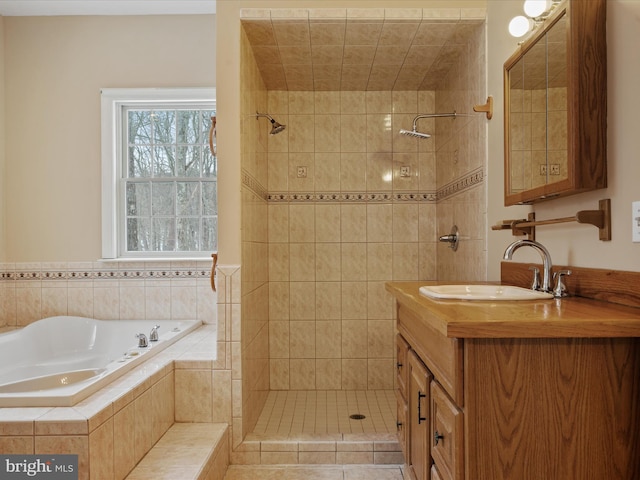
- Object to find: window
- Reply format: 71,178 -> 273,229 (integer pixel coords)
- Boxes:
101,88 -> 216,259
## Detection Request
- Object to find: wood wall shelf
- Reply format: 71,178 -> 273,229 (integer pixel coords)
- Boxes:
492,198 -> 611,241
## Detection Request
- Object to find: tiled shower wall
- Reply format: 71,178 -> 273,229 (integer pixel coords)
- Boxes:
264,89 -> 440,391
0,260 -> 217,328
263,21 -> 487,390
238,25 -> 271,441
237,15 -> 487,436
435,21 -> 487,281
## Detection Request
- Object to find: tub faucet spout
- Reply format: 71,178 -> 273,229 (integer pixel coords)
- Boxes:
503,239 -> 553,293
136,333 -> 148,348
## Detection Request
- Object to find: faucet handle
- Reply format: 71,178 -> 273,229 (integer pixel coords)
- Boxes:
150,324 -> 160,342
552,270 -> 572,298
528,266 -> 541,291
136,333 -> 149,348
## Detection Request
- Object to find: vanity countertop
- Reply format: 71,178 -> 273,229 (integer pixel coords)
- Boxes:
386,281 -> 640,339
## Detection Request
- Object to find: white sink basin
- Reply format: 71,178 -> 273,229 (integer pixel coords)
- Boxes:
419,284 -> 554,301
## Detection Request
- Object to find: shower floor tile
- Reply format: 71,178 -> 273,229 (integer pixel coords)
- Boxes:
252,390 -> 397,436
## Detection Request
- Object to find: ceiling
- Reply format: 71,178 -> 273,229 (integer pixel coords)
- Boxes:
0,1 -> 215,16
242,15 -> 484,91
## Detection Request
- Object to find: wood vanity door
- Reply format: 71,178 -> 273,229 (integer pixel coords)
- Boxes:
431,381 -> 463,480
409,351 -> 433,480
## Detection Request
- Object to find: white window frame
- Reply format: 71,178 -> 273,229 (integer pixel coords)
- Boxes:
101,87 -> 216,260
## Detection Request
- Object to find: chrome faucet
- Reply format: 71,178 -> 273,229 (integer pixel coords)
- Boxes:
149,324 -> 160,342
503,239 -> 554,293
135,333 -> 148,348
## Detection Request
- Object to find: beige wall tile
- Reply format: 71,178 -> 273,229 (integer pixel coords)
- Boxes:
175,370 -> 213,423
113,402 -> 136,480
34,435 -> 89,480
89,417 -> 114,480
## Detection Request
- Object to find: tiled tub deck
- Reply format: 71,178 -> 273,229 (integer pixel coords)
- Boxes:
0,325 -> 228,480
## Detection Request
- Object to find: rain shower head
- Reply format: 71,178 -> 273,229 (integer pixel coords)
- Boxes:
256,112 -> 286,135
399,128 -> 431,139
399,111 -> 457,140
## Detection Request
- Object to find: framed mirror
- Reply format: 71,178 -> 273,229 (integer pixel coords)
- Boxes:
503,0 -> 606,205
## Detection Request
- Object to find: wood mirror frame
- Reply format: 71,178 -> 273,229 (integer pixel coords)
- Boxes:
503,0 -> 606,206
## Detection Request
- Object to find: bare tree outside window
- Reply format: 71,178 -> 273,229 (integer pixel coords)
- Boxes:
124,107 -> 217,254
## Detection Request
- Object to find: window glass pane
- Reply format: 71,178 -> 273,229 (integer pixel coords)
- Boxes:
112,96 -> 217,257
202,217 -> 217,251
129,111 -> 152,144
177,217 -> 200,250
177,146 -> 200,177
202,181 -> 217,215
128,145 -> 152,177
177,110 -> 199,144
152,218 -> 175,251
153,145 -> 175,177
127,217 -> 151,252
152,110 -> 176,144
126,182 -> 150,215
177,182 -> 200,216
152,182 -> 175,215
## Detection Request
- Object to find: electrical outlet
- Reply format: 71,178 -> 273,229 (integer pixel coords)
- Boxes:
297,166 -> 307,178
633,201 -> 640,243
539,164 -> 547,175
400,165 -> 411,177
550,164 -> 560,175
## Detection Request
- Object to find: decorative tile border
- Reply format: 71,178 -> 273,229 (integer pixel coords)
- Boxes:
0,265 -> 212,282
437,166 -> 484,201
242,169 -> 268,201
243,167 -> 483,204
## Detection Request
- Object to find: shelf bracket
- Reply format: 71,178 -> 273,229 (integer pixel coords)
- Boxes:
473,96 -> 493,120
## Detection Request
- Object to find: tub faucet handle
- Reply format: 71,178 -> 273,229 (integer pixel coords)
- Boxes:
136,333 -> 148,348
149,325 -> 160,342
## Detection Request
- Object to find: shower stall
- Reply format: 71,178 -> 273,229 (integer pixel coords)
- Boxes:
233,7 -> 488,448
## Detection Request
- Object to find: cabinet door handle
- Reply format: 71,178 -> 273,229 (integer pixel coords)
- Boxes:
396,362 -> 403,369
418,391 -> 427,424
434,430 -> 444,445
396,421 -> 403,431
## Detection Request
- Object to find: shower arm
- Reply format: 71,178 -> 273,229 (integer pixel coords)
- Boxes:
411,112 -> 457,130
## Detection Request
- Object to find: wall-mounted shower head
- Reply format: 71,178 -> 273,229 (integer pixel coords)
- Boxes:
399,128 -> 431,139
399,111 -> 457,139
256,112 -> 286,135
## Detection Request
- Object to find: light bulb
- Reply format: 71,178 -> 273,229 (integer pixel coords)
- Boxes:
523,0 -> 552,18
509,16 -> 533,38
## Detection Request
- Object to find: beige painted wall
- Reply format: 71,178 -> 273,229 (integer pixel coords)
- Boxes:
3,14 -> 215,262
486,0 -> 640,276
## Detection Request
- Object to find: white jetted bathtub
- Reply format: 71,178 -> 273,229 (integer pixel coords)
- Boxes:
0,316 -> 201,407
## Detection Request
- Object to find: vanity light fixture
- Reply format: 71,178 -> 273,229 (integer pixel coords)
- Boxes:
508,16 -> 534,38
508,0 -> 560,38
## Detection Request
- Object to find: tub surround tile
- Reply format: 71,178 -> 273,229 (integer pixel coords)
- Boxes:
114,402 -> 136,480
0,435 -> 34,454
0,325 -> 220,480
89,417 -> 114,480
34,408 -> 88,435
34,435 -> 89,480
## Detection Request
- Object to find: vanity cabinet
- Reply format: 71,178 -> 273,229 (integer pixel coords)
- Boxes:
390,282 -> 640,480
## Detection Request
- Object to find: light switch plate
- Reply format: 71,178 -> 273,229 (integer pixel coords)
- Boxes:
633,201 -> 640,242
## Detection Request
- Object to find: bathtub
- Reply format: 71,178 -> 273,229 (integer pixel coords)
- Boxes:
0,316 -> 201,407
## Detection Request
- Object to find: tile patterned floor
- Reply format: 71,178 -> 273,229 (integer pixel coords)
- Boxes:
223,465 -> 405,480
252,390 -> 397,436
